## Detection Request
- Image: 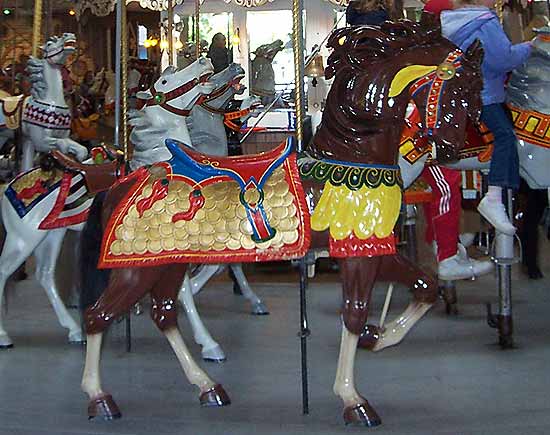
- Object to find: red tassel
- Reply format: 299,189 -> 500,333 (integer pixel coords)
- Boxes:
172,190 -> 205,222
137,179 -> 169,217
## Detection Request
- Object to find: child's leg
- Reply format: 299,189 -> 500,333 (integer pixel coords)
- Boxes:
478,104 -> 519,235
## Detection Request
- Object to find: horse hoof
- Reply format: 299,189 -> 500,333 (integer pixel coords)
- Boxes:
88,394 -> 121,420
0,335 -> 13,349
357,324 -> 380,351
69,331 -> 85,345
202,345 -> 227,363
343,402 -> 381,427
251,302 -> 270,315
199,384 -> 231,407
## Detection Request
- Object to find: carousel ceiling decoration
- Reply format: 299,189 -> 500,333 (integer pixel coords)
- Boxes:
74,0 -> 184,17
75,0 -> 348,17
222,0 -> 274,6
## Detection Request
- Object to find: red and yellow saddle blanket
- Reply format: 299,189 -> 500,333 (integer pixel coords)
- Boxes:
4,166 -> 93,228
99,139 -> 310,268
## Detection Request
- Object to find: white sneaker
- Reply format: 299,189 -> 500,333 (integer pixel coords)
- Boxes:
477,196 -> 516,235
438,249 -> 494,281
459,232 -> 476,248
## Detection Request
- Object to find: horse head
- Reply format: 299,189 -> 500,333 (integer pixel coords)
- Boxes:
41,33 -> 76,66
254,40 -> 284,61
315,21 -> 483,165
508,26 -> 550,114
136,57 -> 214,117
200,63 -> 246,110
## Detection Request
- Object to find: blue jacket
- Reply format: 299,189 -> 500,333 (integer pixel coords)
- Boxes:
441,7 -> 531,105
346,6 -> 389,26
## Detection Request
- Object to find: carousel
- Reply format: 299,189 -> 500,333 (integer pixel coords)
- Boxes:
0,0 -> 549,432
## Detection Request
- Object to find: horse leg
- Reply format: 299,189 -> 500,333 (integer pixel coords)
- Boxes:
178,273 -> 226,362
0,218 -> 45,347
369,254 -> 437,352
82,267 -> 160,419
152,264 -> 230,407
20,139 -> 34,172
34,229 -> 83,343
334,257 -> 382,427
189,264 -> 223,296
229,264 -> 269,315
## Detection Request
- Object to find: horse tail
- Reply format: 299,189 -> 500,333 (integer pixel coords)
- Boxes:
79,191 -> 111,312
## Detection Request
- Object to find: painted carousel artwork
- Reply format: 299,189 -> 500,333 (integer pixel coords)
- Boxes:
79,20 -> 484,426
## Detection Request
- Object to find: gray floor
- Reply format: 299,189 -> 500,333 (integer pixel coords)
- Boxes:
0,247 -> 549,435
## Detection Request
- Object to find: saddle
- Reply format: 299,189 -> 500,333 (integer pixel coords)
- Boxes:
0,94 -> 26,129
168,138 -> 291,180
48,150 -> 123,195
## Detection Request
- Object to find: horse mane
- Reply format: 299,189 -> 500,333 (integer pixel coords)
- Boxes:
325,19 -> 448,79
26,57 -> 46,99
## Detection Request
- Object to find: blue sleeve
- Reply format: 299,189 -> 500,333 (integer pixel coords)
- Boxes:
479,19 -> 531,73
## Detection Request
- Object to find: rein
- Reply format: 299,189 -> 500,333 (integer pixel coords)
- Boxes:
224,108 -> 252,131
410,49 -> 463,137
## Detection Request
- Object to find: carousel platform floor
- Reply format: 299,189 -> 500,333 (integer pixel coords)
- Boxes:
0,244 -> 549,435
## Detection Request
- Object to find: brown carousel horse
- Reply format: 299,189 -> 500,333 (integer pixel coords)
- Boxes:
79,21 -> 483,426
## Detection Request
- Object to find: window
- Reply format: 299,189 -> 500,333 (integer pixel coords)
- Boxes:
138,25 -> 148,60
247,10 -> 296,91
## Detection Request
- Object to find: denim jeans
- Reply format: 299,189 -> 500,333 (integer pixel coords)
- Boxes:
480,104 -> 520,189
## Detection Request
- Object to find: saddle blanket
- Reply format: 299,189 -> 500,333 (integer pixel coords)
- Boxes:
5,167 -> 93,228
99,139 -> 310,268
0,95 -> 26,130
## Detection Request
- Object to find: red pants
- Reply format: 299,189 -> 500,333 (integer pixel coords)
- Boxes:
421,166 -> 461,262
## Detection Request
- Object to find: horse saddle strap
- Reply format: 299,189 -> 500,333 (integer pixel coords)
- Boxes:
51,150 -> 122,195
1,95 -> 26,130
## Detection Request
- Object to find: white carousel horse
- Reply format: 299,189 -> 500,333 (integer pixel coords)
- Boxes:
0,58 -> 216,349
0,34 -> 88,172
131,62 -> 263,361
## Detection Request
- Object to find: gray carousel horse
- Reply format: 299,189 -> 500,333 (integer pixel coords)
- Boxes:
0,34 -> 88,172
250,40 -> 284,105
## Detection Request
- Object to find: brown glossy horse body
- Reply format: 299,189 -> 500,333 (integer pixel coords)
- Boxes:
80,21 -> 483,426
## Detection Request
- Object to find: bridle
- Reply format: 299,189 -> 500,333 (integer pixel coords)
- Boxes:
409,49 -> 464,138
144,73 -> 210,116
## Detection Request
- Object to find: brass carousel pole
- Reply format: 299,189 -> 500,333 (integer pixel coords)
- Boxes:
121,0 -> 129,160
495,0 -> 504,23
167,0 -> 174,66
32,0 -> 43,57
292,0 -> 310,417
194,0 -> 200,58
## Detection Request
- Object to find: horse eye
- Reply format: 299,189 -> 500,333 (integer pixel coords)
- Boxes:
162,80 -> 167,85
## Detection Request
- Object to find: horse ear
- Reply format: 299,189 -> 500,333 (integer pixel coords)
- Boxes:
161,66 -> 177,77
137,90 -> 152,100
465,39 -> 484,67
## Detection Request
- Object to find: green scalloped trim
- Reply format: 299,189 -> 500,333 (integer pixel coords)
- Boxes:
298,158 -> 402,191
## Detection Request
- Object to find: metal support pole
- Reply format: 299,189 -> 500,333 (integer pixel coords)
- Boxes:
32,0 -> 43,57
121,0 -> 129,159
167,0 -> 174,66
298,256 -> 310,415
194,0 -> 200,59
125,314 -> 132,352
114,0 -> 123,149
292,0 -> 305,152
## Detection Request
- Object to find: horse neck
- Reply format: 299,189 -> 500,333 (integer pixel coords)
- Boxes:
39,62 -> 66,106
150,105 -> 192,144
309,67 -> 410,166
187,105 -> 228,156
